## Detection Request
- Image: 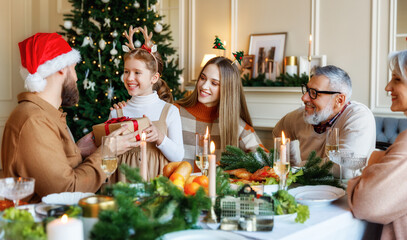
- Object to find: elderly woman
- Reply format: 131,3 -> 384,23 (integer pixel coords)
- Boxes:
347,50 -> 407,239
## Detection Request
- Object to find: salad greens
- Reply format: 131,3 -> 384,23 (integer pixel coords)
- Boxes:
2,208 -> 46,240
272,190 -> 310,223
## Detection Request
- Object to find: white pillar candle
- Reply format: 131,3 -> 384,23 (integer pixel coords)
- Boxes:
208,141 -> 216,198
140,132 -> 147,180
46,214 -> 84,240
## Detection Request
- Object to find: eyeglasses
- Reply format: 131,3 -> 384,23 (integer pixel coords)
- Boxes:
301,84 -> 341,100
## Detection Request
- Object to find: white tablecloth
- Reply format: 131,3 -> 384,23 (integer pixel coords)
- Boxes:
233,195 -> 381,240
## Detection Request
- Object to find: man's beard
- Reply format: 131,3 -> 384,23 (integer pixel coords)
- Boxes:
303,99 -> 334,125
61,70 -> 79,107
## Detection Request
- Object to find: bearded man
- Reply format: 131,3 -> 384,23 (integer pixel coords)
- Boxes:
1,33 -> 139,202
272,65 -> 375,176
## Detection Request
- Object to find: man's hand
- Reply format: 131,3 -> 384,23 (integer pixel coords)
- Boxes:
108,125 -> 141,155
77,132 -> 97,159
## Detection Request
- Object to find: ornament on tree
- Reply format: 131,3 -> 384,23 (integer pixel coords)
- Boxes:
104,18 -> 111,28
151,5 -> 157,12
99,38 -> 106,50
81,34 -> 95,48
232,51 -> 244,65
101,0 -> 110,3
154,23 -> 163,33
178,75 -> 184,84
110,41 -> 118,56
134,39 -> 142,47
106,84 -> 115,100
73,114 -> 79,122
112,30 -> 118,38
134,1 -> 140,8
88,81 -> 96,91
89,17 -> 101,30
64,20 -> 73,29
83,128 -> 89,134
114,58 -> 121,68
121,73 -> 124,82
212,36 -> 226,50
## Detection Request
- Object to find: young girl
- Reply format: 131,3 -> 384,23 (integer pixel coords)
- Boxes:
175,56 -> 266,170
110,26 -> 184,182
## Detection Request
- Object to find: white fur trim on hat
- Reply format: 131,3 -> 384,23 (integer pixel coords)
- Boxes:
21,49 -> 81,92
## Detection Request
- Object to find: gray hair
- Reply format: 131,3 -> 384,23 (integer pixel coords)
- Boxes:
389,50 -> 407,81
313,65 -> 352,102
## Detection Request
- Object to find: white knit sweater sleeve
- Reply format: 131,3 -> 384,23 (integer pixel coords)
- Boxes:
156,105 -> 184,162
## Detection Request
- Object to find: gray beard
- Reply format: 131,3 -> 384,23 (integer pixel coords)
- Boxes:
303,101 -> 334,125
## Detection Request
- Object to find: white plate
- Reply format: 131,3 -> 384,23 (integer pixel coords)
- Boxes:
161,230 -> 248,240
288,185 -> 345,206
42,192 -> 95,205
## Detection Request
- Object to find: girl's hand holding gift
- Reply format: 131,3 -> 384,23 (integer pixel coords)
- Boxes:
143,115 -> 165,145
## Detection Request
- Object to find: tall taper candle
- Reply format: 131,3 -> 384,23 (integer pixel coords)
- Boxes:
140,132 -> 147,180
208,141 -> 216,197
204,126 -> 209,156
308,34 -> 312,61
280,131 -> 287,164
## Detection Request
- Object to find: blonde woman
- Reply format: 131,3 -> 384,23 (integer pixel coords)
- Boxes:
175,56 -> 266,170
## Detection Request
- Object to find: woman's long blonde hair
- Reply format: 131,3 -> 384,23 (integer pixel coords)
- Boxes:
176,56 -> 252,150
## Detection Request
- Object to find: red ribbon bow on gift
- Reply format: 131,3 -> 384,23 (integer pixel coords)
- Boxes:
104,117 -> 141,141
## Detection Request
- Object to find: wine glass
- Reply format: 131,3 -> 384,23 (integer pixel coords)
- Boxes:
0,177 -> 35,207
101,136 -> 118,182
195,133 -> 209,176
325,128 -> 339,158
273,136 -> 290,190
341,154 -> 367,178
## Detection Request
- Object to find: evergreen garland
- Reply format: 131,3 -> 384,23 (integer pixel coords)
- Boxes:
242,72 -> 308,87
90,164 -> 211,240
220,146 -> 342,188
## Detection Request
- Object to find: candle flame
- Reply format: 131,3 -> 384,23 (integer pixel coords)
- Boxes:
141,132 -> 146,141
61,214 -> 68,223
282,131 -> 286,145
210,141 -> 215,154
205,126 -> 209,140
309,34 -> 312,42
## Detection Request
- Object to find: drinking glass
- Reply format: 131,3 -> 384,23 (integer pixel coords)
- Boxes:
325,128 -> 339,158
273,136 -> 290,190
195,133 -> 210,176
0,177 -> 35,207
329,150 -> 354,184
101,136 -> 118,181
341,154 -> 367,178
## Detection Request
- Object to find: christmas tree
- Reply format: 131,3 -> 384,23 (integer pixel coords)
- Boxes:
59,0 -> 184,140
212,36 -> 225,50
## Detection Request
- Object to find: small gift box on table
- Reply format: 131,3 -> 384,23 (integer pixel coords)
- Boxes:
92,116 -> 150,146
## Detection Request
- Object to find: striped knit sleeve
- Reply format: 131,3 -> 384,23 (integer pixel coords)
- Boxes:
238,119 -> 268,153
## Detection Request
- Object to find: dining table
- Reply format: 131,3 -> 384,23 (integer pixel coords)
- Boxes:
215,194 -> 381,240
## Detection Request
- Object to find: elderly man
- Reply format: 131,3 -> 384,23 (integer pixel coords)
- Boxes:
1,33 -> 139,203
272,65 -> 375,175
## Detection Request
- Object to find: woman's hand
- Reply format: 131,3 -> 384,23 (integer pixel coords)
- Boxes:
109,101 -> 128,111
142,115 -> 165,145
108,125 -> 140,155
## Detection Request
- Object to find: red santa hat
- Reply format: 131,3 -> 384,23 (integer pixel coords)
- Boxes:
18,33 -> 81,92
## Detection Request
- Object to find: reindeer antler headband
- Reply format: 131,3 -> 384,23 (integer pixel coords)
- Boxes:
122,25 -> 159,71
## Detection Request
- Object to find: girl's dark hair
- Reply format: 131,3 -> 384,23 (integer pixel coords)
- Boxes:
124,49 -> 173,103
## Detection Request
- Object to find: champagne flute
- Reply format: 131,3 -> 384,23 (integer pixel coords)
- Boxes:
273,133 -> 290,190
101,136 -> 118,182
0,177 -> 35,207
325,128 -> 339,157
195,132 -> 210,176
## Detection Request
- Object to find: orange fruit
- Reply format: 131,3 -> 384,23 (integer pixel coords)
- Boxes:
172,179 -> 185,189
184,182 -> 201,196
193,175 -> 209,188
169,173 -> 185,183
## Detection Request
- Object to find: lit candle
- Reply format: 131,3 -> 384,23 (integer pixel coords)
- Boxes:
208,141 -> 216,198
204,126 -> 209,156
46,214 -> 84,240
308,34 -> 312,61
140,132 -> 147,180
280,131 -> 287,164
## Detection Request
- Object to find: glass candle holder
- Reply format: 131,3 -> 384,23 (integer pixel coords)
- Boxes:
273,137 -> 290,190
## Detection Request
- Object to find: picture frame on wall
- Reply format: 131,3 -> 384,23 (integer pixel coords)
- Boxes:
240,55 -> 255,79
299,55 -> 327,76
249,32 -> 287,80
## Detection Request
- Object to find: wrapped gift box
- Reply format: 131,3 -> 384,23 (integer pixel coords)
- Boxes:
92,117 -> 150,146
